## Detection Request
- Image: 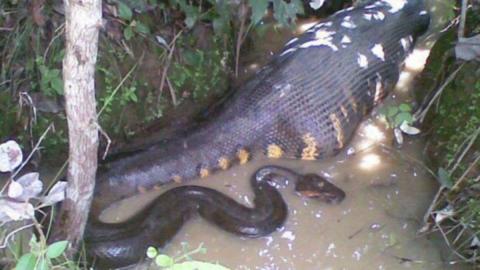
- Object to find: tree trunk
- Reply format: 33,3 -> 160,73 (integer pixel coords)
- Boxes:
50,0 -> 101,255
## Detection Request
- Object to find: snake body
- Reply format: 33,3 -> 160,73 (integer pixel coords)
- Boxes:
85,166 -> 345,268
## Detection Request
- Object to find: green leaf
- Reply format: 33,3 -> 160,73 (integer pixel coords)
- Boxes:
37,258 -> 49,270
124,26 -> 134,40
50,69 -> 61,77
185,16 -> 196,29
155,254 -> 174,267
212,17 -> 228,34
16,253 -> 37,270
54,49 -> 65,63
249,0 -> 269,25
394,112 -> 413,127
387,106 -> 399,117
284,2 -> 301,22
437,167 -> 453,189
169,261 -> 231,270
135,21 -> 150,34
292,0 -> 305,15
51,77 -> 64,95
46,240 -> 68,259
399,103 -> 412,112
273,0 -> 288,26
117,2 -> 133,21
38,65 -> 47,76
130,92 -> 138,102
146,246 -> 158,259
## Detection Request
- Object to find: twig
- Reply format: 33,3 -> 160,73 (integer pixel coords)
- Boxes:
43,23 -> 65,61
97,124 -> 112,160
440,16 -> 460,34
48,160 -> 68,191
12,124 -> 54,178
19,91 -> 39,153
449,125 -> 480,176
455,231 -> 477,254
422,186 -> 445,224
415,64 -> 465,123
451,152 -> 480,191
0,223 -> 35,249
18,91 -> 37,124
435,223 -> 469,260
174,243 -> 205,262
158,30 -> 183,103
348,228 -> 363,239
0,80 -> 11,86
458,0 -> 468,40
97,62 -> 138,117
235,3 -> 248,78
452,225 -> 467,245
166,77 -> 178,106
447,131 -> 472,169
120,40 -> 134,58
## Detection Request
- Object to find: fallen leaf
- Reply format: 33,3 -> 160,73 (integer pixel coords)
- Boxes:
7,181 -> 24,199
16,172 -> 43,200
0,140 -> 23,172
399,121 -> 421,135
0,200 -> 35,222
309,0 -> 326,10
394,128 -> 404,145
42,181 -> 67,206
434,205 -> 455,223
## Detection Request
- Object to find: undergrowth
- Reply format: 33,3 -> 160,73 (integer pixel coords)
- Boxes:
0,0 -> 310,269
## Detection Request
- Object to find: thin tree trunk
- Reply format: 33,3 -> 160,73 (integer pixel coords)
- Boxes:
50,0 -> 101,255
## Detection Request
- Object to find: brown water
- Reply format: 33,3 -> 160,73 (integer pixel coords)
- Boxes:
103,119 -> 464,270
100,2 -> 469,269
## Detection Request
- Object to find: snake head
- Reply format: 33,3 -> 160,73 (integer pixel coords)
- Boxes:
295,173 -> 345,204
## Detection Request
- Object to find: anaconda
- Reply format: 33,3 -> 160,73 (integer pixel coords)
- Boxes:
86,0 -> 430,266
86,166 -> 345,268
91,0 -> 430,216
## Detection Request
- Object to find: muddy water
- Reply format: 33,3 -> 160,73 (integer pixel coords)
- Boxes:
103,121 -> 462,270
101,3 -> 467,270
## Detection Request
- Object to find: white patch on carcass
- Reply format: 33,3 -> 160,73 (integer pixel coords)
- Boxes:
357,53 -> 368,68
382,0 -> 407,13
341,35 -> 351,44
371,44 -> 385,61
341,16 -> 356,29
299,30 -> 338,51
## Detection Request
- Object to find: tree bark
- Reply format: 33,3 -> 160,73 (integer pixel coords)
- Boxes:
50,0 -> 101,255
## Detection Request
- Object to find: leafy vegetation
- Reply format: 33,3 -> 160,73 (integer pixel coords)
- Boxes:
0,139 -> 75,269
13,236 -> 76,270
0,0 -> 311,154
170,36 -> 230,101
379,103 -> 414,129
147,243 -> 230,270
416,9 -> 480,263
431,77 -> 480,168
